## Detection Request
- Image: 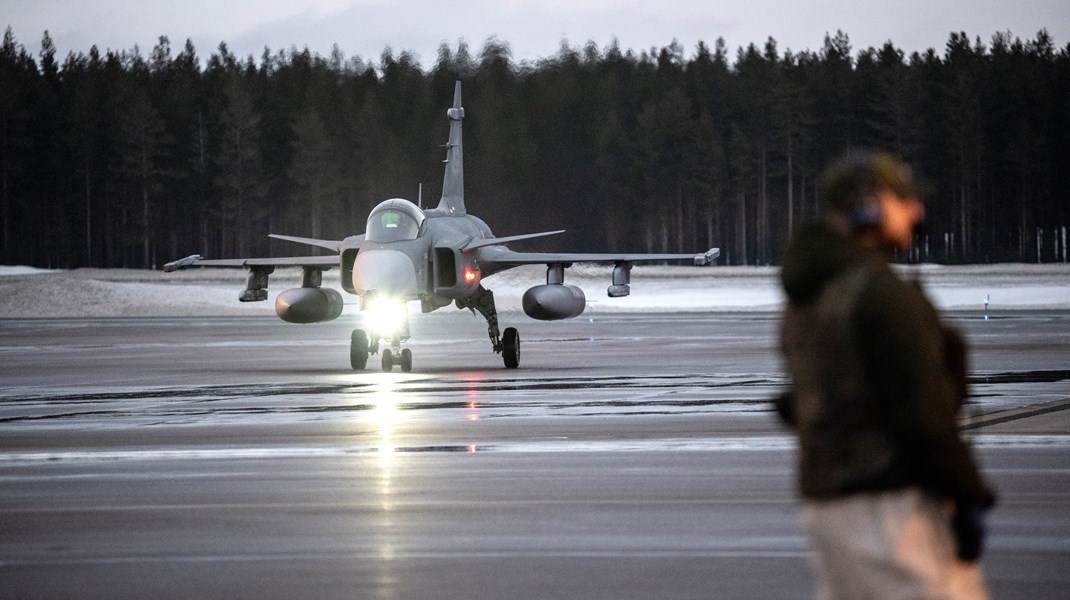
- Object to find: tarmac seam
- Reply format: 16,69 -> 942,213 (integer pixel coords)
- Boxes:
960,397 -> 1070,430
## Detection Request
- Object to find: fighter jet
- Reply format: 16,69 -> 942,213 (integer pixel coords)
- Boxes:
165,81 -> 719,371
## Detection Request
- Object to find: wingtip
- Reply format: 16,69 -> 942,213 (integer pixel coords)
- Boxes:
694,248 -> 720,266
163,254 -> 203,272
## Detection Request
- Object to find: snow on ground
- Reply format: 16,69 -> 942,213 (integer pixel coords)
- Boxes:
1,263 -> 1067,318
0,266 -> 58,277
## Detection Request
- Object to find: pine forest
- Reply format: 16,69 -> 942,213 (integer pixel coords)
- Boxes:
1,28 -> 1067,268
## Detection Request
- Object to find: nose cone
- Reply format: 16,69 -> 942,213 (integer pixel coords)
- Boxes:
352,249 -> 419,298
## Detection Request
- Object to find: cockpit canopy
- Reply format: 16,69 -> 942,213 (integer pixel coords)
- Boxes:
365,199 -> 425,243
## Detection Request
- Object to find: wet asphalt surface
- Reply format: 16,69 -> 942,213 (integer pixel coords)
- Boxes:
1,311 -> 1068,599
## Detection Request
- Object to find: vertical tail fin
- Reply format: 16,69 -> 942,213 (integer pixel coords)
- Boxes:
437,81 -> 465,215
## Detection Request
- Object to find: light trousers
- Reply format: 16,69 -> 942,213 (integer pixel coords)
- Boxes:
802,487 -> 988,600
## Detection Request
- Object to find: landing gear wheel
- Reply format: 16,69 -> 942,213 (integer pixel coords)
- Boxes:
350,329 -> 369,370
502,327 -> 520,369
381,348 -> 393,372
400,348 -> 413,373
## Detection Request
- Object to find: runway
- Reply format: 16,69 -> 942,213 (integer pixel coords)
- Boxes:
2,312 -> 1069,599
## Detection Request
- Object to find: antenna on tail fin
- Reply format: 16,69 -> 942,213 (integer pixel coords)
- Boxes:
436,81 -> 465,215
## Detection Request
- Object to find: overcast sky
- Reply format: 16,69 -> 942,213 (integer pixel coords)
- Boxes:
5,0 -> 1069,67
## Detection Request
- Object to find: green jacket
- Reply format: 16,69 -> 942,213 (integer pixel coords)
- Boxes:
778,221 -> 994,507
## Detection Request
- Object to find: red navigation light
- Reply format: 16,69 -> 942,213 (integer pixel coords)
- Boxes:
464,268 -> 477,283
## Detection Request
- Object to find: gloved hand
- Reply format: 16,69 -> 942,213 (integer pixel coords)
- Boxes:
951,504 -> 988,561
773,390 -> 796,425
941,326 -> 969,404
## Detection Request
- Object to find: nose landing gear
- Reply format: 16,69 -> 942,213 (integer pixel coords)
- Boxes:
351,301 -> 413,372
350,329 -> 370,369
380,346 -> 413,373
351,329 -> 414,372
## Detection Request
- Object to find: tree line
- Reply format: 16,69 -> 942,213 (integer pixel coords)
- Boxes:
1,27 -> 1067,268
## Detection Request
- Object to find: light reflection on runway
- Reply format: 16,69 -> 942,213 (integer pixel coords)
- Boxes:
0,373 -> 787,431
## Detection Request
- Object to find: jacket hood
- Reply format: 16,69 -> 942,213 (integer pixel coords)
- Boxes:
780,221 -> 870,305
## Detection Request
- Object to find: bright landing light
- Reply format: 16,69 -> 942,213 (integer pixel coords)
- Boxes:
365,297 -> 408,337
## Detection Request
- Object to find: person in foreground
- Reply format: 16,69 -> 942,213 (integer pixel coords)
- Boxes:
775,150 -> 996,599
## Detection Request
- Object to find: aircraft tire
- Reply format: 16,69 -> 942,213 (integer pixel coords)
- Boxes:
400,348 -> 413,373
381,348 -> 394,372
350,329 -> 369,370
502,327 -> 520,369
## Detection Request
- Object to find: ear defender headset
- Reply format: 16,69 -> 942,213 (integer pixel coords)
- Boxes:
851,197 -> 882,229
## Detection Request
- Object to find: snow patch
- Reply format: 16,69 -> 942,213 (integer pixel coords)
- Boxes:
0,263 -> 1067,318
0,265 -> 60,277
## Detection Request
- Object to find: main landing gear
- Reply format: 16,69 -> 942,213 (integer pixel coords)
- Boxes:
457,285 -> 520,370
501,326 -> 520,369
